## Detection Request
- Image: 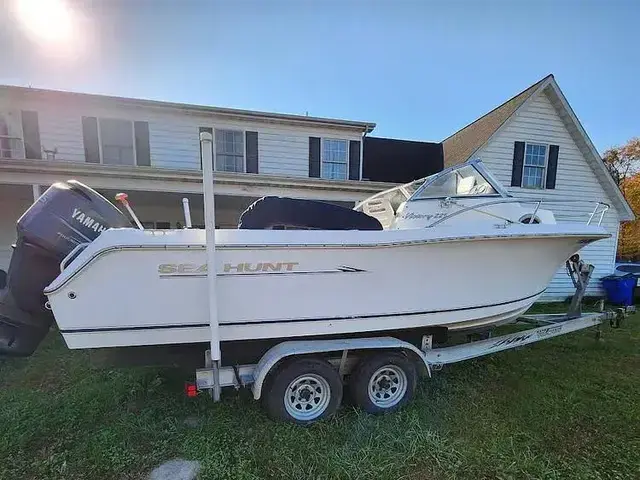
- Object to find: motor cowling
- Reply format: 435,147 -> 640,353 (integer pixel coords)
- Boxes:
0,181 -> 130,356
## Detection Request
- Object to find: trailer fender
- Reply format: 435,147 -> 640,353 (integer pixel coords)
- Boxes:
251,336 -> 430,400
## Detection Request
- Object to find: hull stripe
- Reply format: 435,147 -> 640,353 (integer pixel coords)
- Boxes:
59,289 -> 544,334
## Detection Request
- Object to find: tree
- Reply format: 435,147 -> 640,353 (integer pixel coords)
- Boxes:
603,138 -> 640,260
603,137 -> 640,187
618,175 -> 640,260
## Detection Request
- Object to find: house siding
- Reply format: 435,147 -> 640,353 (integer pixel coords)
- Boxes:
0,90 -> 363,178
38,108 -> 86,162
258,130 -> 310,177
473,90 -> 619,300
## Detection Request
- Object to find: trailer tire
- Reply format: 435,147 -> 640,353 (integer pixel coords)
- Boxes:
350,352 -> 417,414
262,358 -> 342,424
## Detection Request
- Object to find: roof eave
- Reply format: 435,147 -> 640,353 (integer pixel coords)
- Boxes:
544,81 -> 635,222
0,85 -> 376,133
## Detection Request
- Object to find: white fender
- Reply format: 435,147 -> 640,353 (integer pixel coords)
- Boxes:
251,336 -> 430,400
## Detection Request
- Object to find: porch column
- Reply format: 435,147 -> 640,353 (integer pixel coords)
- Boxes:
32,184 -> 41,201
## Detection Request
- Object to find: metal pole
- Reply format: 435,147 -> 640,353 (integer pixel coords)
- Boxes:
115,193 -> 144,230
529,200 -> 541,224
598,204 -> 609,226
587,202 -> 599,225
200,131 -> 221,401
32,184 -> 41,202
182,198 -> 193,228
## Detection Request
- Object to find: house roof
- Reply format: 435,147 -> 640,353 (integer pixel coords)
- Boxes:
442,75 -> 551,168
441,75 -> 634,221
0,85 -> 376,134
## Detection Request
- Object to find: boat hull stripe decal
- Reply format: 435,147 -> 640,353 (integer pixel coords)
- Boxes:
59,289 -> 544,334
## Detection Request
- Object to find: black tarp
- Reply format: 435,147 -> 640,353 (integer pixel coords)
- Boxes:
238,196 -> 382,230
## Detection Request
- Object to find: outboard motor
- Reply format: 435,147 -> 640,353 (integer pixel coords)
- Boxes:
0,181 -> 130,356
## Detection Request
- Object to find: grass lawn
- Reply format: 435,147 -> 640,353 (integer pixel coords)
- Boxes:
1,308 -> 639,479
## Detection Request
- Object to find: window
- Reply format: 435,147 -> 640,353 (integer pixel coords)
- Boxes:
522,143 -> 547,189
215,129 -> 244,172
0,115 -> 11,159
83,117 -> 150,165
321,139 -> 348,180
0,112 -> 25,159
99,118 -> 135,165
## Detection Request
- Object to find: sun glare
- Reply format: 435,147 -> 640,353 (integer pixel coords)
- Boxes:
13,0 -> 76,45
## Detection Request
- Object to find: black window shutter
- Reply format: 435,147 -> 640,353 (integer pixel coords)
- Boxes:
546,145 -> 559,189
309,137 -> 320,178
199,127 -> 213,169
245,131 -> 258,173
511,141 -> 525,186
82,116 -> 100,163
348,140 -> 361,180
134,121 -> 151,166
21,111 -> 41,159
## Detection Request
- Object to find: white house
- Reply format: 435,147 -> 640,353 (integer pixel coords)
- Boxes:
443,74 -> 634,299
0,85 -> 392,270
0,78 -> 632,301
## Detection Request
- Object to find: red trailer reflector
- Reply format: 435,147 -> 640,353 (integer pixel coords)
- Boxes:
185,382 -> 198,397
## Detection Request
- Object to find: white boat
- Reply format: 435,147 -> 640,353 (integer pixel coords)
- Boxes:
0,159 -> 610,361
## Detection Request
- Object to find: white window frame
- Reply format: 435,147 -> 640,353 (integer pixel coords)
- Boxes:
0,110 -> 25,159
522,142 -> 549,189
214,128 -> 246,173
97,118 -> 137,166
320,137 -> 349,181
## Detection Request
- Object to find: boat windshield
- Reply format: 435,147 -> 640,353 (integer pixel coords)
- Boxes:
411,164 -> 498,200
402,176 -> 432,196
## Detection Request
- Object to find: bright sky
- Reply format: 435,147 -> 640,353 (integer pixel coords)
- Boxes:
1,0 -> 638,152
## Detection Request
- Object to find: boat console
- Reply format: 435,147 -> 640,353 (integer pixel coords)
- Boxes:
238,196 -> 382,230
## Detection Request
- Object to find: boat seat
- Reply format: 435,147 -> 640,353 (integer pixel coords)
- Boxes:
361,198 -> 395,229
470,183 -> 493,195
238,196 -> 382,230
457,176 -> 476,195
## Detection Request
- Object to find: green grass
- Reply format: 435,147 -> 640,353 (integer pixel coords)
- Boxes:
1,310 -> 639,479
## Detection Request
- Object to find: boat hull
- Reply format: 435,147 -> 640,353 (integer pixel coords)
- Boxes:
44,226 -> 607,350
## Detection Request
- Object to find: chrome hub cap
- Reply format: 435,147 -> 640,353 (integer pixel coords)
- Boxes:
368,365 -> 407,408
284,374 -> 331,421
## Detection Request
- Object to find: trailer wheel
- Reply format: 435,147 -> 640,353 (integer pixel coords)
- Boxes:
262,358 -> 342,424
350,352 -> 417,414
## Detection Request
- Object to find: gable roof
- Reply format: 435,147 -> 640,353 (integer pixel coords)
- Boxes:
441,75 -> 634,221
442,75 -> 551,168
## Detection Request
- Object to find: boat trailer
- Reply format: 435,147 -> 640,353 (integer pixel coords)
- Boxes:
192,301 -> 631,423
190,132 -> 632,423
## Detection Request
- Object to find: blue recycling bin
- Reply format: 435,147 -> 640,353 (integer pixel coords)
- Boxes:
601,274 -> 636,306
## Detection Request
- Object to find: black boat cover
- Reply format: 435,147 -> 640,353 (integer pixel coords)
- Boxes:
238,196 -> 382,230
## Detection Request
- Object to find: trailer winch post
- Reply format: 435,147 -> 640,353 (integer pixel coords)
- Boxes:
566,256 -> 594,319
200,131 -> 221,401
